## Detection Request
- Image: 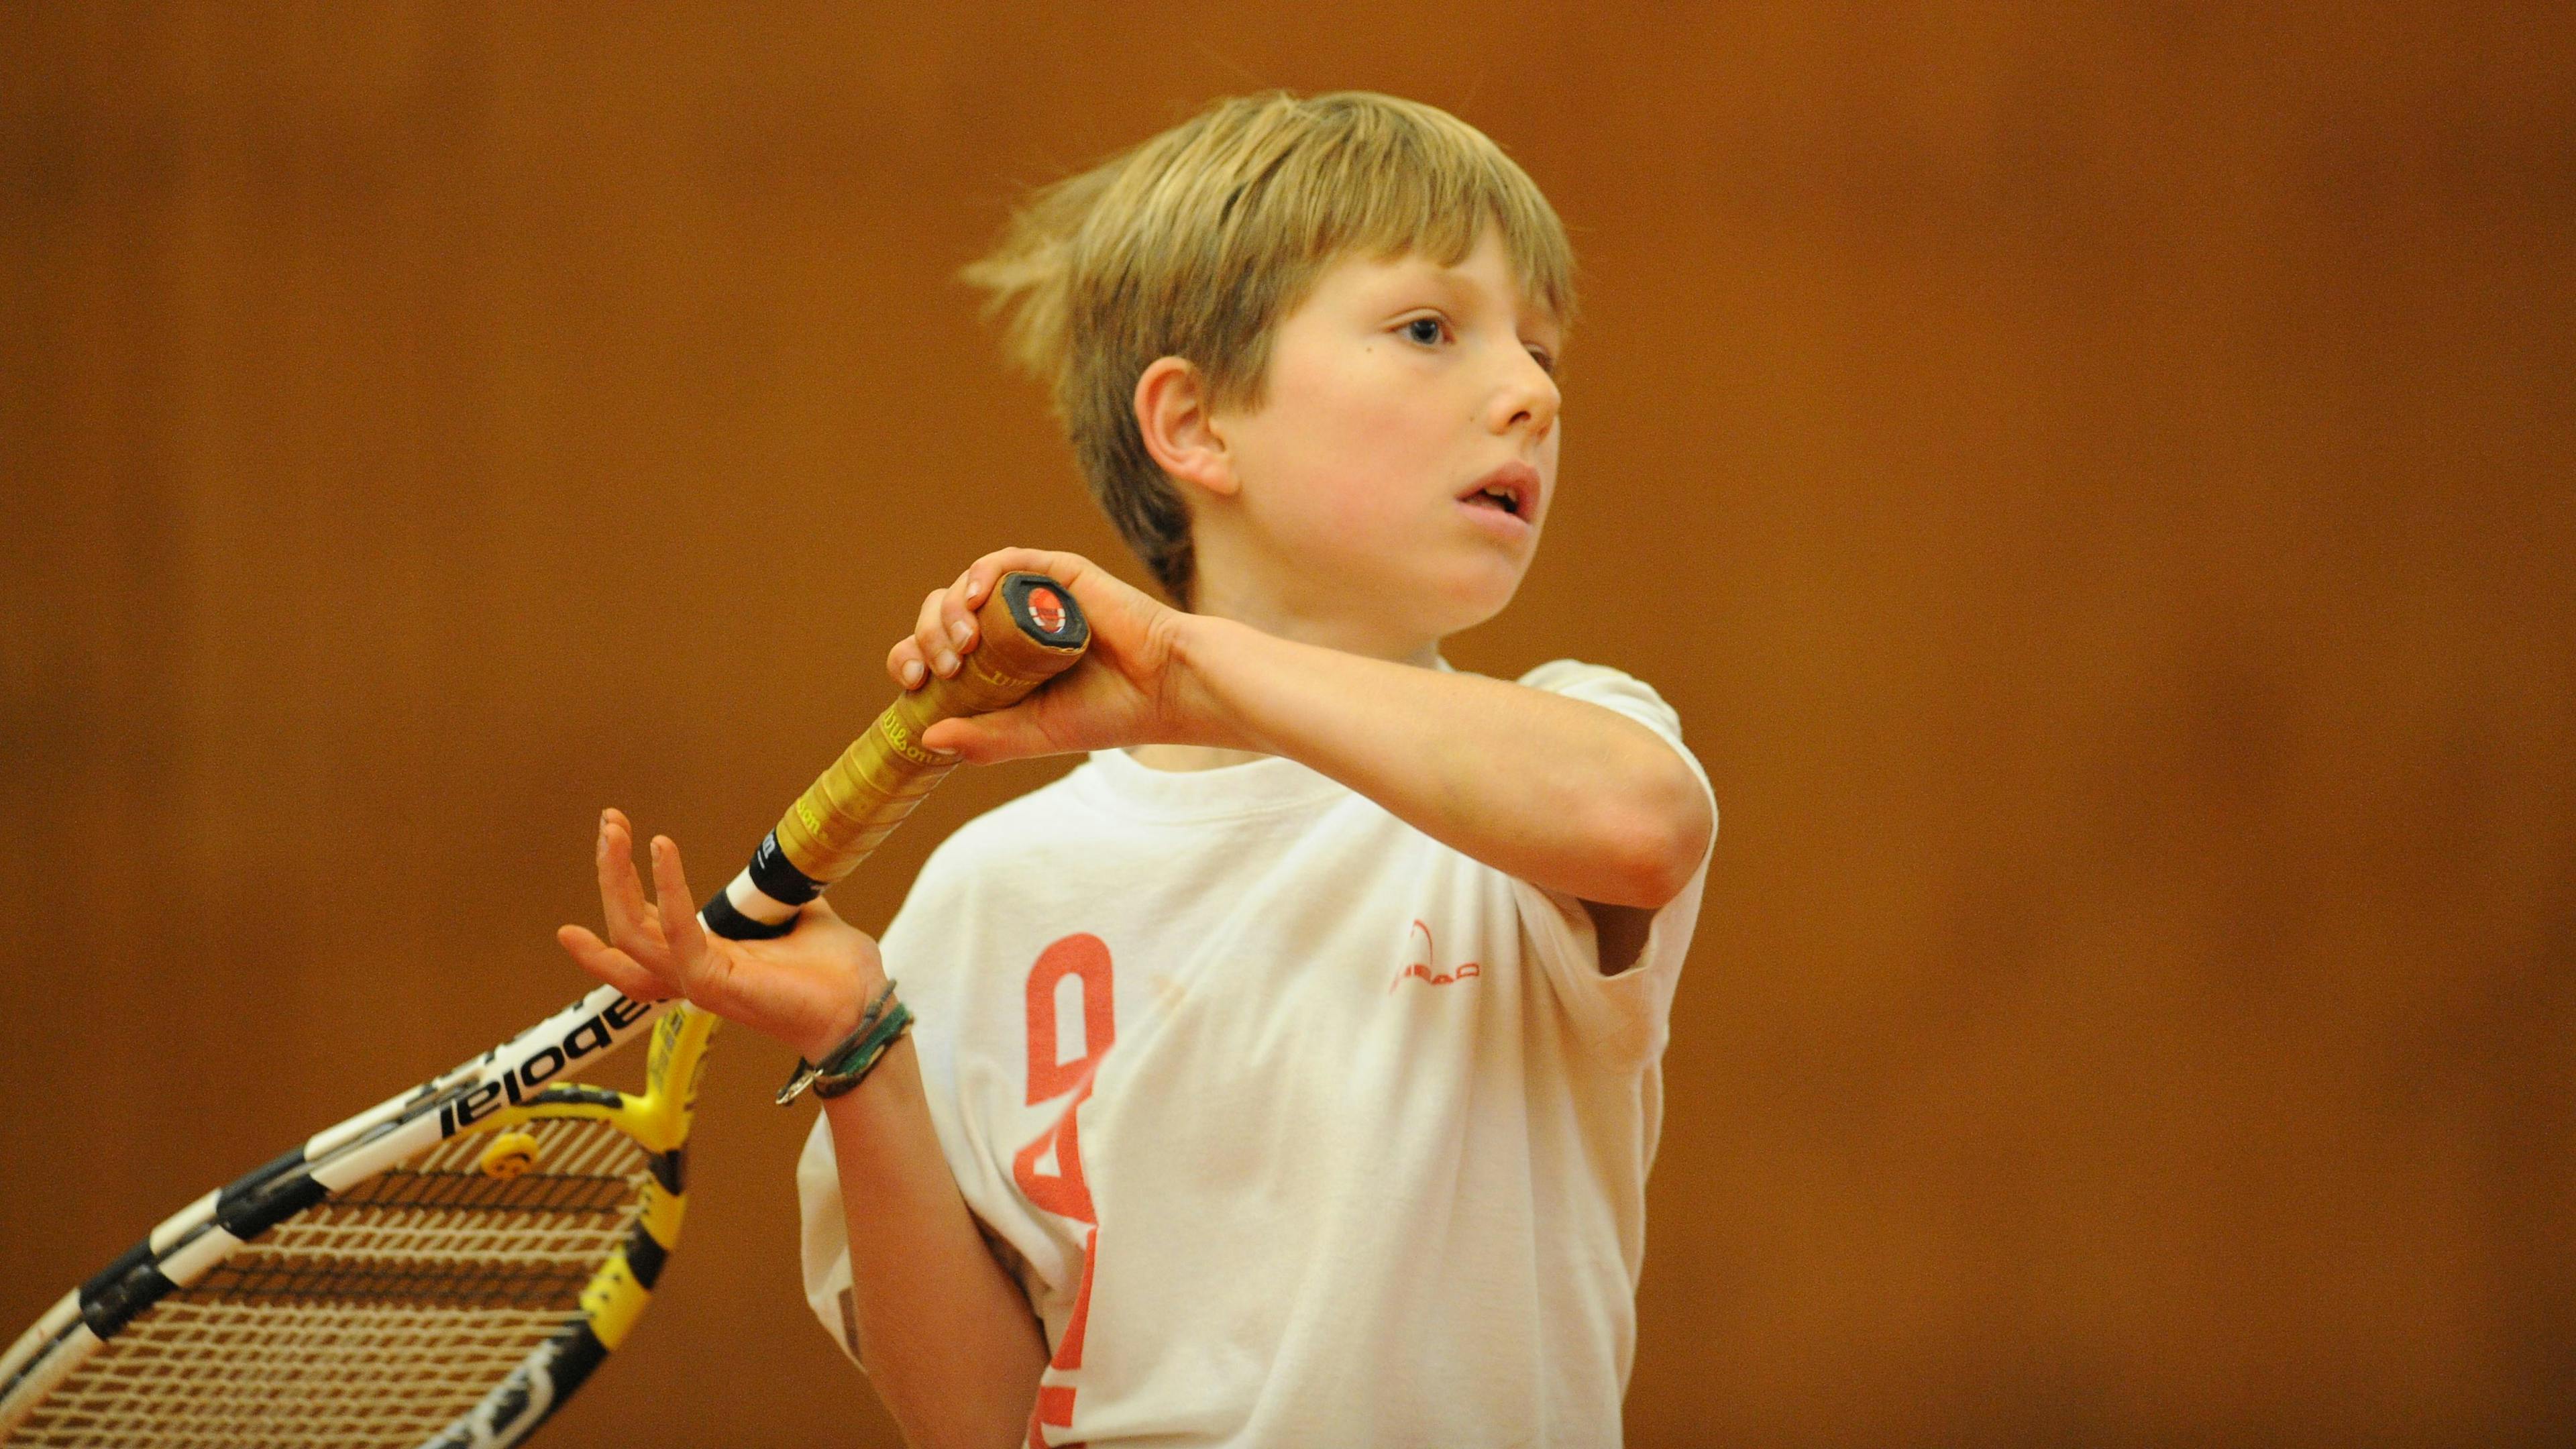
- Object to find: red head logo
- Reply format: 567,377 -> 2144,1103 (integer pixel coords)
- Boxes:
1028,586 -> 1067,635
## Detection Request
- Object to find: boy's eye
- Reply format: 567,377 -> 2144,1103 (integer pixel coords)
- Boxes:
1402,317 -> 1446,345
1527,347 -> 1558,376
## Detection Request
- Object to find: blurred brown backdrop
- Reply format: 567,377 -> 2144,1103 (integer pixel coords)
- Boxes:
4,4 -> 2571,1446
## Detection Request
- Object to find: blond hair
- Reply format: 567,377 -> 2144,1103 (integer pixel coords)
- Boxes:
963,91 -> 1576,605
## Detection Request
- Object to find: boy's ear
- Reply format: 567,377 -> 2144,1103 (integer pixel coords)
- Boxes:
1134,356 -> 1239,500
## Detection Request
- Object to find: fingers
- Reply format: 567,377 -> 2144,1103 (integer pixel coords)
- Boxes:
889,549 -> 1108,692
595,810 -> 661,958
888,572 -> 973,690
961,548 -> 1081,620
646,834 -> 722,1002
968,548 -> 1169,660
914,584 -> 962,682
937,569 -> 979,663
887,633 -> 925,690
918,700 -> 1064,765
556,924 -> 672,1002
573,821 -> 735,1016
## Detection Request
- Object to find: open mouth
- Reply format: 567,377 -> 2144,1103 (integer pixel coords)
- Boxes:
1458,464 -> 1540,521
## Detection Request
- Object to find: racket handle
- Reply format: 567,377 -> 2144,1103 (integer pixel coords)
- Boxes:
699,572 -> 1089,941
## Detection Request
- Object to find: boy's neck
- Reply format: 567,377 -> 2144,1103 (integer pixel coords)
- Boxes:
1191,569 -> 1445,668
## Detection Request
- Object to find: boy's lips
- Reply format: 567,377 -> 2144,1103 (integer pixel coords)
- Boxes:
1456,462 -> 1544,527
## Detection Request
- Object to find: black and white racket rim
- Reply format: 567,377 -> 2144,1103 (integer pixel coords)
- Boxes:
0,987 -> 698,1449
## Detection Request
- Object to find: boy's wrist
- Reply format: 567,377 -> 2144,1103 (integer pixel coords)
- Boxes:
779,977 -> 911,1105
1164,612 -> 1269,753
792,967 -> 892,1064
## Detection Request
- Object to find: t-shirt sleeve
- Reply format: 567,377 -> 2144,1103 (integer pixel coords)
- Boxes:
1507,659 -> 1718,1066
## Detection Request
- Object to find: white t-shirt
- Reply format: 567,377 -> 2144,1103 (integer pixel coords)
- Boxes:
799,659 -> 1716,1447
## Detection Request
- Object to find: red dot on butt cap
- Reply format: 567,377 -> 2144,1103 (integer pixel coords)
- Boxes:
1028,587 -> 1067,634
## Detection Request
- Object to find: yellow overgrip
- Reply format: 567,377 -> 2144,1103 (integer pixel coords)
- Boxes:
776,694 -> 957,883
775,573 -> 1087,885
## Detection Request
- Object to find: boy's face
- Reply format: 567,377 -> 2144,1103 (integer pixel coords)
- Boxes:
1210,227 -> 1564,651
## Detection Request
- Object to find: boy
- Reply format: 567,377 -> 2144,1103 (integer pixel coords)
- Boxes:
558,91 -> 1716,1448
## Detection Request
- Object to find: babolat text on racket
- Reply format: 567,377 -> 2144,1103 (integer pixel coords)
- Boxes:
0,572 -> 1089,1448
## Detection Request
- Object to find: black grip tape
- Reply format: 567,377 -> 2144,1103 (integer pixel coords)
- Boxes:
699,888 -> 794,942
747,832 -> 824,907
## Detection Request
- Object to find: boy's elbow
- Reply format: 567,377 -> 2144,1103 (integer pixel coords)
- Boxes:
1597,762 -> 1714,909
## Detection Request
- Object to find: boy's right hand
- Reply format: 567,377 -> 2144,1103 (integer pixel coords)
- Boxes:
885,549 -> 1209,763
556,809 -> 884,1063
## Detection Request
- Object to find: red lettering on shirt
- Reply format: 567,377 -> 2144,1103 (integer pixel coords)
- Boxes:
1056,1226 -> 1097,1369
1018,934 -> 1116,1447
1030,1386 -> 1079,1448
1012,1078 -> 1097,1222
1388,918 -> 1483,992
1026,932 -> 1116,1103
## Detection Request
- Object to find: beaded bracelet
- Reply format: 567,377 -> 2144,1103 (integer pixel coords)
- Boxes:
775,981 -> 915,1106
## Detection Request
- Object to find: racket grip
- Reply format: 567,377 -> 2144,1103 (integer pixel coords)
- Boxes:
699,572 -> 1089,941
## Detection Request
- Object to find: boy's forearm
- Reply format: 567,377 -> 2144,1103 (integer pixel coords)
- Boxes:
825,1038 -> 1046,1449
1179,617 -> 1712,908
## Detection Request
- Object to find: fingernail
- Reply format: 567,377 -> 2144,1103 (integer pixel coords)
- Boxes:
936,649 -> 959,676
902,659 -> 924,687
949,619 -> 975,647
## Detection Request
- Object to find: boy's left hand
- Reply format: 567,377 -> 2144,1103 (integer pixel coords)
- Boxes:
889,547 -> 1208,764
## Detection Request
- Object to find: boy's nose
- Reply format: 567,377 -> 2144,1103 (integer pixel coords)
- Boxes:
1486,354 -> 1560,439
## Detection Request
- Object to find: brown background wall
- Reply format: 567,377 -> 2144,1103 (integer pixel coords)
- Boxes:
4,4 -> 2570,1446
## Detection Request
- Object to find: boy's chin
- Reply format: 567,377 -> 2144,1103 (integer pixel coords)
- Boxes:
1415,555 -> 1531,635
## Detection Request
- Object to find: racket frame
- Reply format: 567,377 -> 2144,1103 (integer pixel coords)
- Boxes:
3,569 -> 1091,1446
0,986 -> 710,1449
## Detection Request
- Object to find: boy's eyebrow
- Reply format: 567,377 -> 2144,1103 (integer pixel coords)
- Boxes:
1376,257 -> 1564,335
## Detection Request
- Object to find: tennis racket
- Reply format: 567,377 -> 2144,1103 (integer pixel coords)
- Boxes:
0,572 -> 1090,1448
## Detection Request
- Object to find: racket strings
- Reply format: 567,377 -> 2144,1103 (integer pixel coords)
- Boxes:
215,1118 -> 647,1299
17,1303 -> 574,1448
9,1118 -> 651,1449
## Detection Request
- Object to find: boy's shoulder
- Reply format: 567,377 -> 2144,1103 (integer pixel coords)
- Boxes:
1511,656 -> 1666,696
1511,657 -> 1688,741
